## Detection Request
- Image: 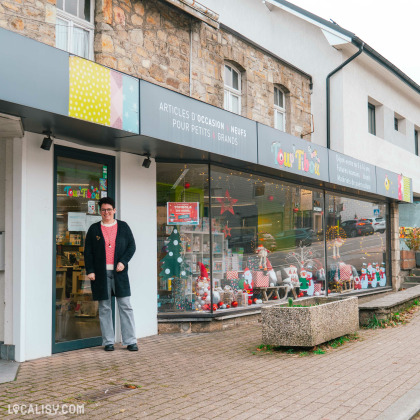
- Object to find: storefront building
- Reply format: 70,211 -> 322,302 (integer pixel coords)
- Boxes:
0,28 -> 413,361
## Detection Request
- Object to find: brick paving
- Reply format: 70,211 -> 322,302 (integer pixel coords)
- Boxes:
2,313 -> 420,419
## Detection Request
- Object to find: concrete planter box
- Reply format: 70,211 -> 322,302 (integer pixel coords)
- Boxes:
262,297 -> 359,347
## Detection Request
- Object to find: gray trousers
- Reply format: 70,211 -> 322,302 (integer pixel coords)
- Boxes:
98,271 -> 137,346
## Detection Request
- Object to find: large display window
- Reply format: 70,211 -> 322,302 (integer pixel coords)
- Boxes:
157,163 -> 326,313
157,163 -> 390,314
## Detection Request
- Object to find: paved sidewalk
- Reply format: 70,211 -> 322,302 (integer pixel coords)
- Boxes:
2,313 -> 420,419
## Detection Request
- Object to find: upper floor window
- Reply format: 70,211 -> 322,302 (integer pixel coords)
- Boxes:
274,86 -> 286,131
56,0 -> 94,60
415,129 -> 419,156
224,64 -> 241,115
394,117 -> 399,131
368,103 -> 376,135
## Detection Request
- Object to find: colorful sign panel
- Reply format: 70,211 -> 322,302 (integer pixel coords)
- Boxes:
167,202 -> 199,225
69,56 -> 139,133
329,150 -> 376,193
376,167 -> 413,202
140,81 -> 258,163
257,124 -> 329,182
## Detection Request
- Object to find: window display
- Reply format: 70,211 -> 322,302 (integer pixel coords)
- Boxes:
325,194 -> 388,294
157,163 -> 327,313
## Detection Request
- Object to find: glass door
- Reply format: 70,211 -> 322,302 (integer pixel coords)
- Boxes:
53,146 -> 115,353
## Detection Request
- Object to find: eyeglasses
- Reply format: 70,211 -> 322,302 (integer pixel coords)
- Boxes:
100,208 -> 114,213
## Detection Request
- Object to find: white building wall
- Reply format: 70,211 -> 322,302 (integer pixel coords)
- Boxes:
340,60 -> 420,194
117,152 -> 158,339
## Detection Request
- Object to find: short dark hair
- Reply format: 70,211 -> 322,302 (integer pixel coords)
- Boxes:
98,197 -> 115,209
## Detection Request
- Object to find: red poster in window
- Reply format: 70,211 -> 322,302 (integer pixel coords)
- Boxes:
167,202 -> 199,225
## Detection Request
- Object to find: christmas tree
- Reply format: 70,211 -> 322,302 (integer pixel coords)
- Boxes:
159,227 -> 191,309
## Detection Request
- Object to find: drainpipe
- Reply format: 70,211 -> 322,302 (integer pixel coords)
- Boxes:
326,43 -> 364,149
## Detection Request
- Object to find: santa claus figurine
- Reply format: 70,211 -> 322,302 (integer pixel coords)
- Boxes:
243,267 -> 254,295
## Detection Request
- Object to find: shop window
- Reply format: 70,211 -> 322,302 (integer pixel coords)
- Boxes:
56,0 -> 94,60
157,162 -> 326,314
274,86 -> 286,131
157,164 -> 209,312
325,194 -> 388,293
224,64 -> 241,115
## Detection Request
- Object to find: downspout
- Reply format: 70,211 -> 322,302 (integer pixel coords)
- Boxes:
326,42 -> 364,149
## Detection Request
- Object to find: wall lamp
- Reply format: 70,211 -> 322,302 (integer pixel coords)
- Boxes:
142,154 -> 151,168
40,131 -> 53,151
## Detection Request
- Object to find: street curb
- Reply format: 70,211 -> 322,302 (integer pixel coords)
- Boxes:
375,381 -> 420,420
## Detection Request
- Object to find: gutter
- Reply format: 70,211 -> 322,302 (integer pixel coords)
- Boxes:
326,43 -> 364,149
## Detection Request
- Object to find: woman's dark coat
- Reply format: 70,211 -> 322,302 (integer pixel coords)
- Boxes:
84,220 -> 136,300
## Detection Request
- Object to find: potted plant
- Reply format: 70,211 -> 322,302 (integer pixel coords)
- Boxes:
405,228 -> 420,267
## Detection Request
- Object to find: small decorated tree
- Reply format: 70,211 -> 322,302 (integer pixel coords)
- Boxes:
159,226 -> 191,310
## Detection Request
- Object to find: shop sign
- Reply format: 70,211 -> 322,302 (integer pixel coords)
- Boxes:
140,81 -> 258,163
328,150 -> 376,193
257,124 -> 329,182
167,202 -> 199,225
63,185 -> 100,199
375,167 -> 413,203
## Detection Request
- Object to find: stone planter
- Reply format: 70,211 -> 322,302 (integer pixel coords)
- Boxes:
401,250 -> 416,270
262,297 -> 359,347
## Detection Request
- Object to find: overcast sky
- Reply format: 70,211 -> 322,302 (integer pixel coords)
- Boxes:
288,0 -> 420,85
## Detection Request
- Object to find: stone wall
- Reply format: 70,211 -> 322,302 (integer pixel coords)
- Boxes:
0,0 -> 56,47
0,0 -> 312,137
96,0 -> 312,137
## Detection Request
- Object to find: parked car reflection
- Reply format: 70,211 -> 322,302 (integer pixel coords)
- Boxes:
341,219 -> 374,237
275,228 -> 314,249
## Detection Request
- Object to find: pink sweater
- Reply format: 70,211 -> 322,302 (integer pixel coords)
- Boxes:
101,221 -> 118,269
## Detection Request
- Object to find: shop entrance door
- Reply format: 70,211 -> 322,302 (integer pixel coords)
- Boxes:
52,146 -> 115,353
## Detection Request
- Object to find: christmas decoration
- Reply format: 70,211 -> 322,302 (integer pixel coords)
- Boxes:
360,264 -> 368,289
159,226 -> 191,310
379,263 -> 386,287
231,301 -> 238,308
216,190 -> 238,215
256,244 -> 269,270
243,268 -> 254,294
268,195 -> 274,201
184,182 -> 190,189
252,271 -> 269,287
222,222 -> 232,238
194,262 -> 211,311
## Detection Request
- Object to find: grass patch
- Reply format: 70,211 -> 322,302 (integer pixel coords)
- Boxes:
363,300 -> 420,329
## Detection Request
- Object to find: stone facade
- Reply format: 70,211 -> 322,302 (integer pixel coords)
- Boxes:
0,0 -> 312,137
0,0 -> 56,47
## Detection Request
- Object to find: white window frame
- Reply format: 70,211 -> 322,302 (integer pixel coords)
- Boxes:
224,64 -> 241,115
274,86 -> 286,131
56,0 -> 95,60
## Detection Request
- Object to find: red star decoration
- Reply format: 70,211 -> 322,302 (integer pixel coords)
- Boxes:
217,190 -> 237,215
222,224 -> 232,238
